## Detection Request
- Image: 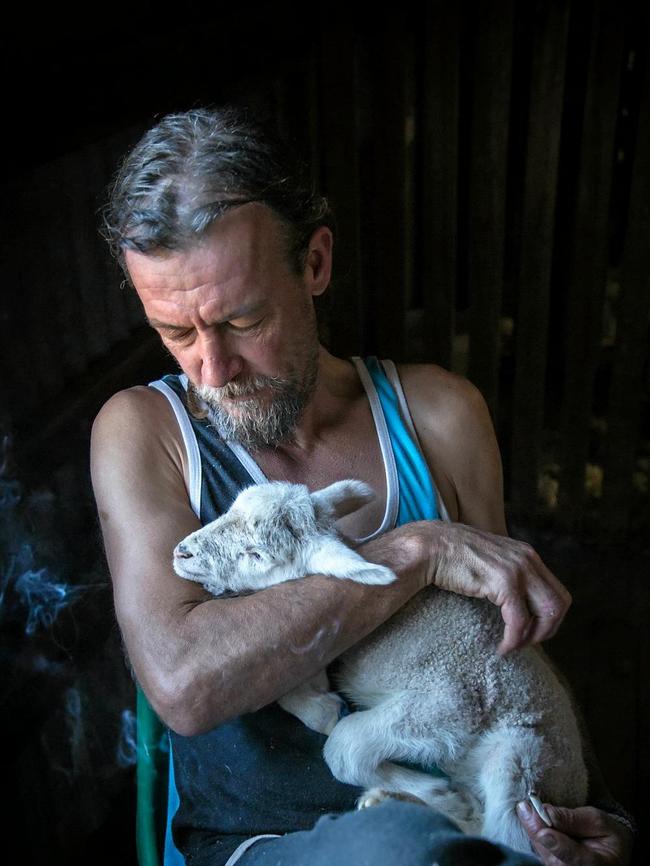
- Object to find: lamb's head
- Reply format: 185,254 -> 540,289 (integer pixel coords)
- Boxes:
172,479 -> 376,596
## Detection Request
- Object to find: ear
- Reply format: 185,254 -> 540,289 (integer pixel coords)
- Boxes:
303,226 -> 333,297
311,479 -> 375,524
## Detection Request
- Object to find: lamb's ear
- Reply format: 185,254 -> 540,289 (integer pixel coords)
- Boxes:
311,480 -> 375,524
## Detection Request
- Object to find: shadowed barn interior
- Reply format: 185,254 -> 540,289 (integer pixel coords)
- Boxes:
0,1 -> 648,863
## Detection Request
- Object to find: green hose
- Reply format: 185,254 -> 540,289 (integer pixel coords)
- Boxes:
136,686 -> 167,866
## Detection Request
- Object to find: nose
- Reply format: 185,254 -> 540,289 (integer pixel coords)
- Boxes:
174,543 -> 193,560
197,329 -> 243,388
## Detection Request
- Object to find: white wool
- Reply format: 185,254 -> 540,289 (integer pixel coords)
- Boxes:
173,480 -> 588,852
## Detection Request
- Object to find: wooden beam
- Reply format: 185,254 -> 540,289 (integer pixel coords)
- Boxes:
602,47 -> 650,536
510,0 -> 570,519
361,17 -> 410,360
466,0 -> 514,417
557,0 -> 624,530
318,24 -> 365,356
418,1 -> 460,369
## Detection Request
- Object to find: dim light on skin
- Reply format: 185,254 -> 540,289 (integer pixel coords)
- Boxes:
125,203 -> 333,448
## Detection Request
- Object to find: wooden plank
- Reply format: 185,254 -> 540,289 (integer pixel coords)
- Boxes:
0,189 -> 40,416
361,18 -> 409,360
510,0 -> 570,518
403,27 -> 417,324
16,174 -> 64,401
557,0 -> 624,530
317,24 -> 364,356
64,143 -> 114,361
601,47 -> 650,536
466,0 -> 514,417
418,0 -> 460,369
100,127 -> 145,341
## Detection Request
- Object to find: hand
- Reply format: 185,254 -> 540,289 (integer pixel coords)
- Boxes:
516,801 -> 634,866
418,521 -> 572,655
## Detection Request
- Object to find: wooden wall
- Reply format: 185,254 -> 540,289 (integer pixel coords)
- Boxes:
4,0 -> 648,540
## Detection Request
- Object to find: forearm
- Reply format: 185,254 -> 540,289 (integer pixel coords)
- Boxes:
144,524 -> 425,736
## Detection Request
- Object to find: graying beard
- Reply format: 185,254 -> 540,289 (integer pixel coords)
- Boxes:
189,368 -> 317,449
205,391 -> 303,448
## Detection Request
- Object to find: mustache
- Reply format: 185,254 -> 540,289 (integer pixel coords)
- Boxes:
191,375 -> 290,402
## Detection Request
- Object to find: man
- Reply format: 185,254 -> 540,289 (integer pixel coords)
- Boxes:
91,107 -> 634,865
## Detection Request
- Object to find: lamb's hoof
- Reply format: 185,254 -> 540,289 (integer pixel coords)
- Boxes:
357,788 -> 428,810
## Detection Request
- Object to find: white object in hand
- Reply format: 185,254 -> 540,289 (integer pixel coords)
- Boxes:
528,792 -> 553,827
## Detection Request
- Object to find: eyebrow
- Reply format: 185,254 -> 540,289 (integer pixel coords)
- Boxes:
146,302 -> 266,332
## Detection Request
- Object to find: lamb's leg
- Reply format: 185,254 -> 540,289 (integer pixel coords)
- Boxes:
277,671 -> 347,735
461,726 -> 544,853
305,538 -> 396,585
323,696 -> 478,833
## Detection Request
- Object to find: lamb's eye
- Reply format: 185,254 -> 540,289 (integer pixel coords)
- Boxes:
242,548 -> 262,561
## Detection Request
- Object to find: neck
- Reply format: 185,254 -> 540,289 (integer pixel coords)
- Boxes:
260,348 -> 361,457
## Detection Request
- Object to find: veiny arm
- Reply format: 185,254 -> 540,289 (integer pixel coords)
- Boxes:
400,363 -> 572,654
91,386 -> 429,736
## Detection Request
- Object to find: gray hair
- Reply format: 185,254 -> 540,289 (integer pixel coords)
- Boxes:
101,106 -> 335,276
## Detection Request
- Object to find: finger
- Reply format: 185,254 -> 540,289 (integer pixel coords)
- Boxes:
534,829 -> 586,866
517,799 -> 547,834
527,557 -> 572,613
546,805 -> 613,839
497,595 -> 532,655
519,565 -> 572,644
517,804 -> 581,866
524,605 -> 565,645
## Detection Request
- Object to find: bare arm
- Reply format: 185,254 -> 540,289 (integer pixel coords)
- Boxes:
401,363 -> 572,654
91,387 -> 428,736
92,370 -> 572,736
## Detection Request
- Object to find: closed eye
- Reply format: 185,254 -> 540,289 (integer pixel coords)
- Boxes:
225,318 -> 263,334
237,549 -> 262,560
165,329 -> 195,344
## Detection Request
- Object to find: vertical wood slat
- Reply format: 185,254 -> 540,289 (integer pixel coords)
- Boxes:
17,177 -> 65,400
419,1 -> 460,370
601,50 -> 650,535
363,19 -> 410,360
403,28 -> 418,324
318,25 -> 365,357
39,160 -> 87,378
558,0 -> 624,530
0,196 -> 40,414
510,0 -> 570,518
63,144 -> 113,362
275,49 -> 321,188
467,0 -> 514,418
100,127 -> 144,339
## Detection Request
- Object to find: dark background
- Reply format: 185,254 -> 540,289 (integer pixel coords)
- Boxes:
1,2 -> 648,863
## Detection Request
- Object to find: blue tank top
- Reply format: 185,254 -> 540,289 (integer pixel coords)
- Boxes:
148,357 -> 448,866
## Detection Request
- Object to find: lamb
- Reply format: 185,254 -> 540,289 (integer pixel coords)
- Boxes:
172,479 -> 588,853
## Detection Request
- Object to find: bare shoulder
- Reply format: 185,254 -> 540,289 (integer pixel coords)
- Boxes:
92,384 -> 176,441
396,363 -> 485,427
91,385 -> 187,482
396,363 -> 507,534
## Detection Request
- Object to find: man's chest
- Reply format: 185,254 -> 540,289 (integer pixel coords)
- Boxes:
252,411 -> 388,541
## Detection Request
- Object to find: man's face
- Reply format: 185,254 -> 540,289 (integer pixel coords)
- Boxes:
125,203 -> 330,448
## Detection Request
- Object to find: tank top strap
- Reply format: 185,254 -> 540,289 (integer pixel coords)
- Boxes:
357,357 -> 445,525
